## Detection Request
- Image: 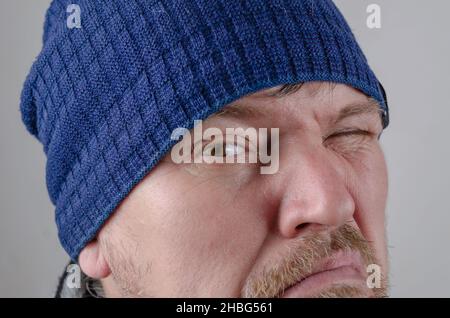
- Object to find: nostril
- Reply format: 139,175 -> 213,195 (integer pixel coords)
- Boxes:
295,223 -> 310,232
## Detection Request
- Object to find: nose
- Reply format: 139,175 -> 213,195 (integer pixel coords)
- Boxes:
275,141 -> 355,238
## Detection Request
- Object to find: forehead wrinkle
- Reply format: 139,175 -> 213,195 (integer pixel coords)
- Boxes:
211,90 -> 382,128
212,83 -> 305,121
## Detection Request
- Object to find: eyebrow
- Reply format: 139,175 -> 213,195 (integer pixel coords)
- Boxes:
332,99 -> 383,126
214,103 -> 263,119
214,99 -> 383,125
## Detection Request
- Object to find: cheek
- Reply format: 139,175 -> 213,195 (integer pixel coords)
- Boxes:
349,145 -> 388,268
122,164 -> 268,296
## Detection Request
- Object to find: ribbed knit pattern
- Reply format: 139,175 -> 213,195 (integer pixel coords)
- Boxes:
20,0 -> 389,260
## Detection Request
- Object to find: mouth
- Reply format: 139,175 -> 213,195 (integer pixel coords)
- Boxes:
280,250 -> 367,298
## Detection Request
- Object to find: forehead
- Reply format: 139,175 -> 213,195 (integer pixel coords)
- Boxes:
213,82 -> 383,128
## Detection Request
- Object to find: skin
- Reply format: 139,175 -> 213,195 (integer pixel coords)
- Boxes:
79,82 -> 389,297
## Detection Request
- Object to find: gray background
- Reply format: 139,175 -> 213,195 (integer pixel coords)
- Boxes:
1,0 -> 449,297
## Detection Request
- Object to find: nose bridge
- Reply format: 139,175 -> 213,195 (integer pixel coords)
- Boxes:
276,138 -> 355,237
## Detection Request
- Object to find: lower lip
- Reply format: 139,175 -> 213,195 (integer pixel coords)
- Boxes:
281,265 -> 366,298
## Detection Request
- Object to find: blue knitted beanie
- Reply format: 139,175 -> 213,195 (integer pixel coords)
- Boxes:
20,0 -> 389,260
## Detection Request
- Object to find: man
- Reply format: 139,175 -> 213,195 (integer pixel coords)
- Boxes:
21,0 -> 389,298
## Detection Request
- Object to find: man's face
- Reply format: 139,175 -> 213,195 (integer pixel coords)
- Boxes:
96,82 -> 389,297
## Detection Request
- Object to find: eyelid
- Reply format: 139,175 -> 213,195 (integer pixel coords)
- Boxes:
335,129 -> 373,137
323,129 -> 374,141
